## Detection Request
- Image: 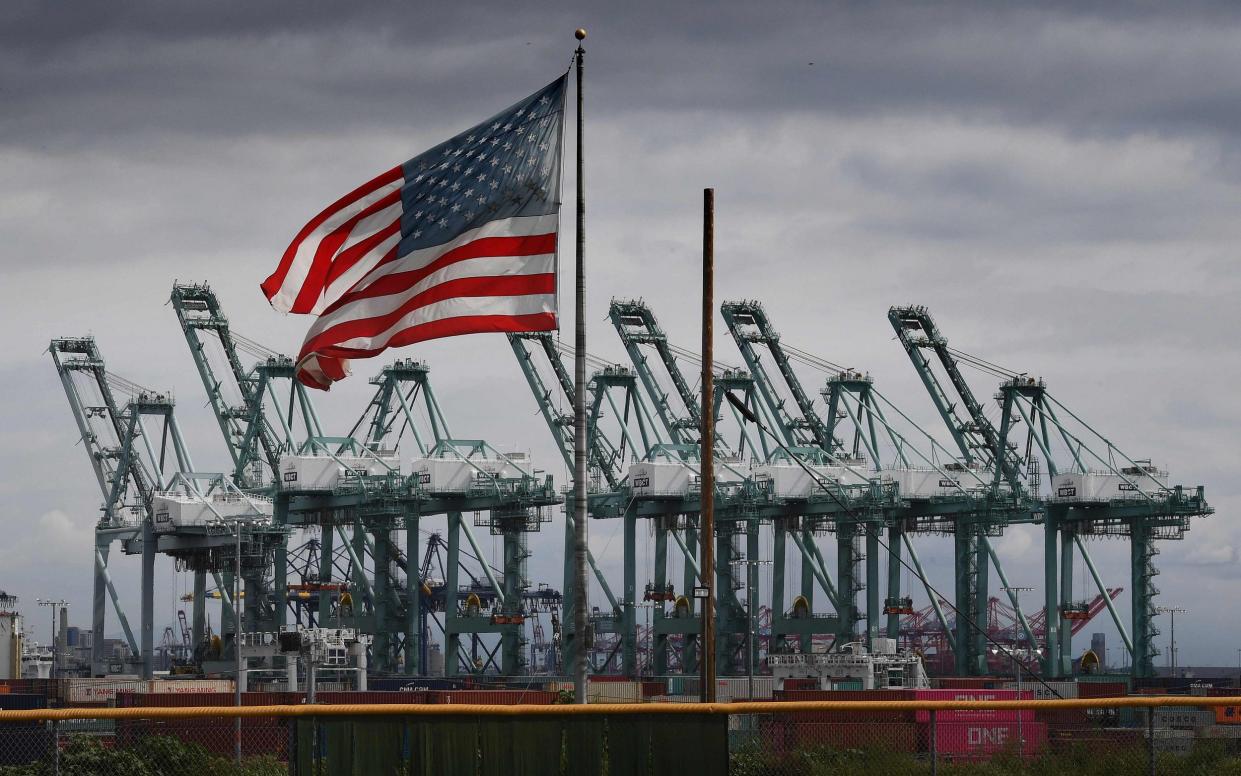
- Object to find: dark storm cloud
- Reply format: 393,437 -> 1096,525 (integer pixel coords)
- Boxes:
6,1 -> 1241,151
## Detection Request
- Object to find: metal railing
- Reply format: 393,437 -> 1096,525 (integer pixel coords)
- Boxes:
1,695 -> 1239,774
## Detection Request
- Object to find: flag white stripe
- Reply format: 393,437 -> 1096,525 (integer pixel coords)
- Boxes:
307,252 -> 556,336
345,213 -> 559,298
312,229 -> 403,315
270,179 -> 404,313
329,293 -> 556,352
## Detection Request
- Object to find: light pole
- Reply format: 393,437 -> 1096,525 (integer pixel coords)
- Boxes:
36,599 -> 68,679
732,558 -> 771,701
226,517 -> 250,765
1156,606 -> 1187,676
635,603 -> 655,678
997,586 -> 1036,755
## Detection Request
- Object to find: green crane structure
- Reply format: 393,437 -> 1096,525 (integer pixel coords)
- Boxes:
170,283 -> 562,676
607,300 -> 857,672
50,337 -> 286,678
509,332 -> 688,675
888,305 -> 1212,678
721,300 -> 1042,676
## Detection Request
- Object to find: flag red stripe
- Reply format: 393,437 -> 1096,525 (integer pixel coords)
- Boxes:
302,273 -> 556,356
260,165 -> 403,303
302,311 -> 558,370
290,188 -> 403,313
323,232 -> 557,315
324,218 -> 402,289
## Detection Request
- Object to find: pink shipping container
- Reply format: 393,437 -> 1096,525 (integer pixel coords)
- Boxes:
930,720 -> 1046,761
913,689 -> 1033,723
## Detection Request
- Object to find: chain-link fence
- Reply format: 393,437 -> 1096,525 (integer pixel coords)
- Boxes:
0,697 -> 1240,774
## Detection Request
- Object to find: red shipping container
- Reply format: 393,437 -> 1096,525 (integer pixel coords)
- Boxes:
780,679 -> 820,691
639,681 -> 665,698
932,720 -> 1046,761
777,689 -> 914,701
773,690 -> 916,723
1076,682 -> 1127,699
913,689 -> 1033,723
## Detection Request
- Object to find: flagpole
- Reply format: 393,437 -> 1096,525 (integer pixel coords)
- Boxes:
571,26 -> 590,706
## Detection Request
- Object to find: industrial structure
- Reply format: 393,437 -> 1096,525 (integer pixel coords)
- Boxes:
49,285 -> 1210,682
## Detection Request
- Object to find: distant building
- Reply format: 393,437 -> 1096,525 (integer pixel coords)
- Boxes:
1091,633 -> 1107,671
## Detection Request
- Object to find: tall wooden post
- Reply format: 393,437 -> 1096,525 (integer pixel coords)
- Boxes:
700,188 -> 717,702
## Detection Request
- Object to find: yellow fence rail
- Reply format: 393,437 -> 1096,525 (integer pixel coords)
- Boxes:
0,694 -> 1237,722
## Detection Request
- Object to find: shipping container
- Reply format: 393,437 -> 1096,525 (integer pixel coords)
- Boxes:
430,689 -> 557,705
933,677 -> 1003,689
116,691 -> 298,708
880,467 -> 975,498
361,677 -> 471,692
152,491 -> 273,533
315,691 -> 430,705
66,678 -> 232,705
999,680 -> 1077,700
773,689 -> 916,723
1154,707 -> 1215,729
0,693 -> 47,710
751,463 -> 867,498
931,720 -> 1046,761
1077,681 -> 1128,698
912,689 -> 1033,723
781,678 -> 820,691
280,453 -> 398,491
1216,705 -> 1241,725
1050,471 -> 1164,503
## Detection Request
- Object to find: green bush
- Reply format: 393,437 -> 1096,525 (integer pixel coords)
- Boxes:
0,735 -> 283,776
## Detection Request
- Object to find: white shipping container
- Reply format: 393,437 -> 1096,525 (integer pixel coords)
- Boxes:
279,454 -> 399,491
715,677 -> 775,701
753,464 -> 870,498
67,678 -> 234,704
881,468 -> 971,498
149,678 -> 234,695
152,493 -> 274,534
1001,681 -> 1078,700
628,461 -> 693,497
1051,472 -> 1163,503
410,457 -> 514,494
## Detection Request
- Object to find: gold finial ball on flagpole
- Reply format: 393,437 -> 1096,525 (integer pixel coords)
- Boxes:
575,28 -> 587,40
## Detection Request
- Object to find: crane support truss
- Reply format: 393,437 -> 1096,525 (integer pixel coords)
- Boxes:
53,284 -> 1211,683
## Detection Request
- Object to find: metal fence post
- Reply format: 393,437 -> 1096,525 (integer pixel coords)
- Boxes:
51,718 -> 60,776
1147,706 -> 1156,776
929,708 -> 937,776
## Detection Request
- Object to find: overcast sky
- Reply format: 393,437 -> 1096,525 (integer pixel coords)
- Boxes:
2,1 -> 1238,668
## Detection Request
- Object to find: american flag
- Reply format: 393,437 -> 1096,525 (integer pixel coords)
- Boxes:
261,75 -> 567,389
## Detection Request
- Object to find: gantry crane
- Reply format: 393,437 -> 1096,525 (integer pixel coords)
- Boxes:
889,305 -> 1212,677
722,301 -> 1041,675
508,332 -> 659,674
172,283 -> 561,676
50,337 -> 285,678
